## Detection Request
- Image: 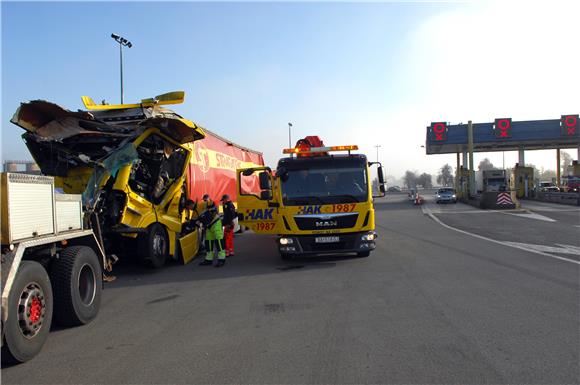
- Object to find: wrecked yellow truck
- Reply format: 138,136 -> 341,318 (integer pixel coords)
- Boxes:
10,91 -> 261,267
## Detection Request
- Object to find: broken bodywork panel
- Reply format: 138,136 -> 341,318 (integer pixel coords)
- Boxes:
11,93 -> 206,263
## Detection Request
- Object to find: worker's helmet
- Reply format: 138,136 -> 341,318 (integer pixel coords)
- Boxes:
220,194 -> 230,202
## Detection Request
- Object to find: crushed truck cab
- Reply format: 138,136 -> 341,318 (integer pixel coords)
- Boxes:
237,136 -> 385,259
11,92 -> 206,267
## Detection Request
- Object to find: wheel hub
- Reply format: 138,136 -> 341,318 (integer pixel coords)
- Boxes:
17,283 -> 46,339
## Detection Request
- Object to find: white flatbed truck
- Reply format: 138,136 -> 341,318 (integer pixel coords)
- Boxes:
1,173 -> 107,363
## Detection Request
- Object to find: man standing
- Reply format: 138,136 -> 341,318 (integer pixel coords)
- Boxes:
198,200 -> 226,267
220,194 -> 237,257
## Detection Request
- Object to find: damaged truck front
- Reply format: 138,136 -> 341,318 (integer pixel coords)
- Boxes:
11,92 -> 206,267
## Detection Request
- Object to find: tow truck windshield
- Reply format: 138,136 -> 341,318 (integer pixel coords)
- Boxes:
281,166 -> 368,205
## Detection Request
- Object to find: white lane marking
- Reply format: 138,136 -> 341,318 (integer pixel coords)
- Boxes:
502,242 -> 580,256
520,202 -> 580,212
421,205 -> 580,265
423,203 -> 492,215
501,211 -> 557,222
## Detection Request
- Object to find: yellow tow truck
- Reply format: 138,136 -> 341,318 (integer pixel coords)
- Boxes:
236,136 -> 385,259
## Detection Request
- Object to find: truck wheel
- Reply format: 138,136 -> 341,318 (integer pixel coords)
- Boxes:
357,251 -> 370,257
51,246 -> 102,327
138,223 -> 168,268
2,261 -> 53,364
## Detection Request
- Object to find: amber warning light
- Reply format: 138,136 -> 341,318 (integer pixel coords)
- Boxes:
282,145 -> 358,154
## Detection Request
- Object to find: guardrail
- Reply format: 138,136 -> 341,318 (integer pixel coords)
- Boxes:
536,191 -> 580,206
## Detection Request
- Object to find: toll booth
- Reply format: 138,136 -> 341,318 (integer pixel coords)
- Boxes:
456,166 -> 471,199
511,164 -> 535,199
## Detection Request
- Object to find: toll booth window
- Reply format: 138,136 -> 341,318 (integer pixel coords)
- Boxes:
129,134 -> 186,204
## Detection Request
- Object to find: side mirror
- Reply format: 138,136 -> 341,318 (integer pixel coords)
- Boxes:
378,166 -> 385,184
276,166 -> 289,182
259,171 -> 271,190
242,168 -> 255,177
260,190 -> 272,200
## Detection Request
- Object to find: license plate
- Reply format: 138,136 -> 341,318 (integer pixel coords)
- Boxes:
315,236 -> 339,243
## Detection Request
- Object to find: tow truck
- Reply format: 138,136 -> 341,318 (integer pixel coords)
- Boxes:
236,136 -> 385,259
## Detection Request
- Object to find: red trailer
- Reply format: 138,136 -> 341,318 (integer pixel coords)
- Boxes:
186,129 -> 265,204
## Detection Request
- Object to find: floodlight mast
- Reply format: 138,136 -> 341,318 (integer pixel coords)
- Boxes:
111,33 -> 132,104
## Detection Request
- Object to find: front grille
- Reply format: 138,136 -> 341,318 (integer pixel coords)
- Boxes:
294,213 -> 358,230
298,234 -> 358,252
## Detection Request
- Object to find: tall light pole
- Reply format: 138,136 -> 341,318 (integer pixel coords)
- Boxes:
111,33 -> 132,104
374,144 -> 381,163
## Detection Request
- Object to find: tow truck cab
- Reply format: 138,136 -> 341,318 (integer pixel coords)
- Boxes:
237,136 -> 385,259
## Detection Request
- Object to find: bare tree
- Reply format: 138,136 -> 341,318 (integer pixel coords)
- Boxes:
403,171 -> 418,189
478,158 -> 495,171
418,173 -> 433,188
437,164 -> 454,186
561,151 -> 573,176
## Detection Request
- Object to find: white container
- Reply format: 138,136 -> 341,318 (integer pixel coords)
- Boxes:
1,173 -> 55,244
55,194 -> 83,233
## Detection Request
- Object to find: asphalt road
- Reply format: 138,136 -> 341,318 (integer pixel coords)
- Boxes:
3,195 -> 579,384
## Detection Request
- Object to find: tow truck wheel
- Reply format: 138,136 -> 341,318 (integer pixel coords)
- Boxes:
2,261 -> 53,364
138,223 -> 168,268
51,246 -> 102,327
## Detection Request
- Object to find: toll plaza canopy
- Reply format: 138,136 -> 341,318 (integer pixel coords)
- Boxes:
425,116 -> 579,155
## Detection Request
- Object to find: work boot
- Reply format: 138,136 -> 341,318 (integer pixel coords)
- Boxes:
215,260 -> 226,268
199,260 -> 213,266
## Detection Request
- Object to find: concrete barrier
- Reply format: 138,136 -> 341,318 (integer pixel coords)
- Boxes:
462,191 -> 518,210
536,192 -> 580,206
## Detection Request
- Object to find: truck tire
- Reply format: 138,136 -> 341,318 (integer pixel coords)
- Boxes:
357,251 -> 370,258
51,246 -> 102,327
138,223 -> 168,268
2,261 -> 53,364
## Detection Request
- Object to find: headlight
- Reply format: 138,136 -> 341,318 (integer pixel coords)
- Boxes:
452,194 -> 456,198
436,194 -> 441,198
279,237 -> 293,245
361,232 -> 377,241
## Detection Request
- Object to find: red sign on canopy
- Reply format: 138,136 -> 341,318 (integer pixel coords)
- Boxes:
561,115 -> 579,137
494,118 -> 512,138
430,122 -> 447,141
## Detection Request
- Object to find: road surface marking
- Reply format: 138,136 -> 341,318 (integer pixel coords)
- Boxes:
501,211 -> 557,222
502,242 -> 580,256
421,205 -> 580,265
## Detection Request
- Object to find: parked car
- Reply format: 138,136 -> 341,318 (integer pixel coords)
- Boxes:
436,187 -> 457,203
387,186 -> 401,192
560,176 -> 580,193
538,181 -> 559,192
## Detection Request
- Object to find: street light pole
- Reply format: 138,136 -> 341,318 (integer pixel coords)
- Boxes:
111,33 -> 132,104
374,145 -> 381,163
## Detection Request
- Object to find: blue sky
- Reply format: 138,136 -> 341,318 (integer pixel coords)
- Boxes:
2,1 -> 579,180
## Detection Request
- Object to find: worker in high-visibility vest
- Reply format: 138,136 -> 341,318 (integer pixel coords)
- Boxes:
198,200 -> 226,267
220,194 -> 237,257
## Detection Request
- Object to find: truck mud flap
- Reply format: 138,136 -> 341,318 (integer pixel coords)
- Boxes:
179,230 -> 199,264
